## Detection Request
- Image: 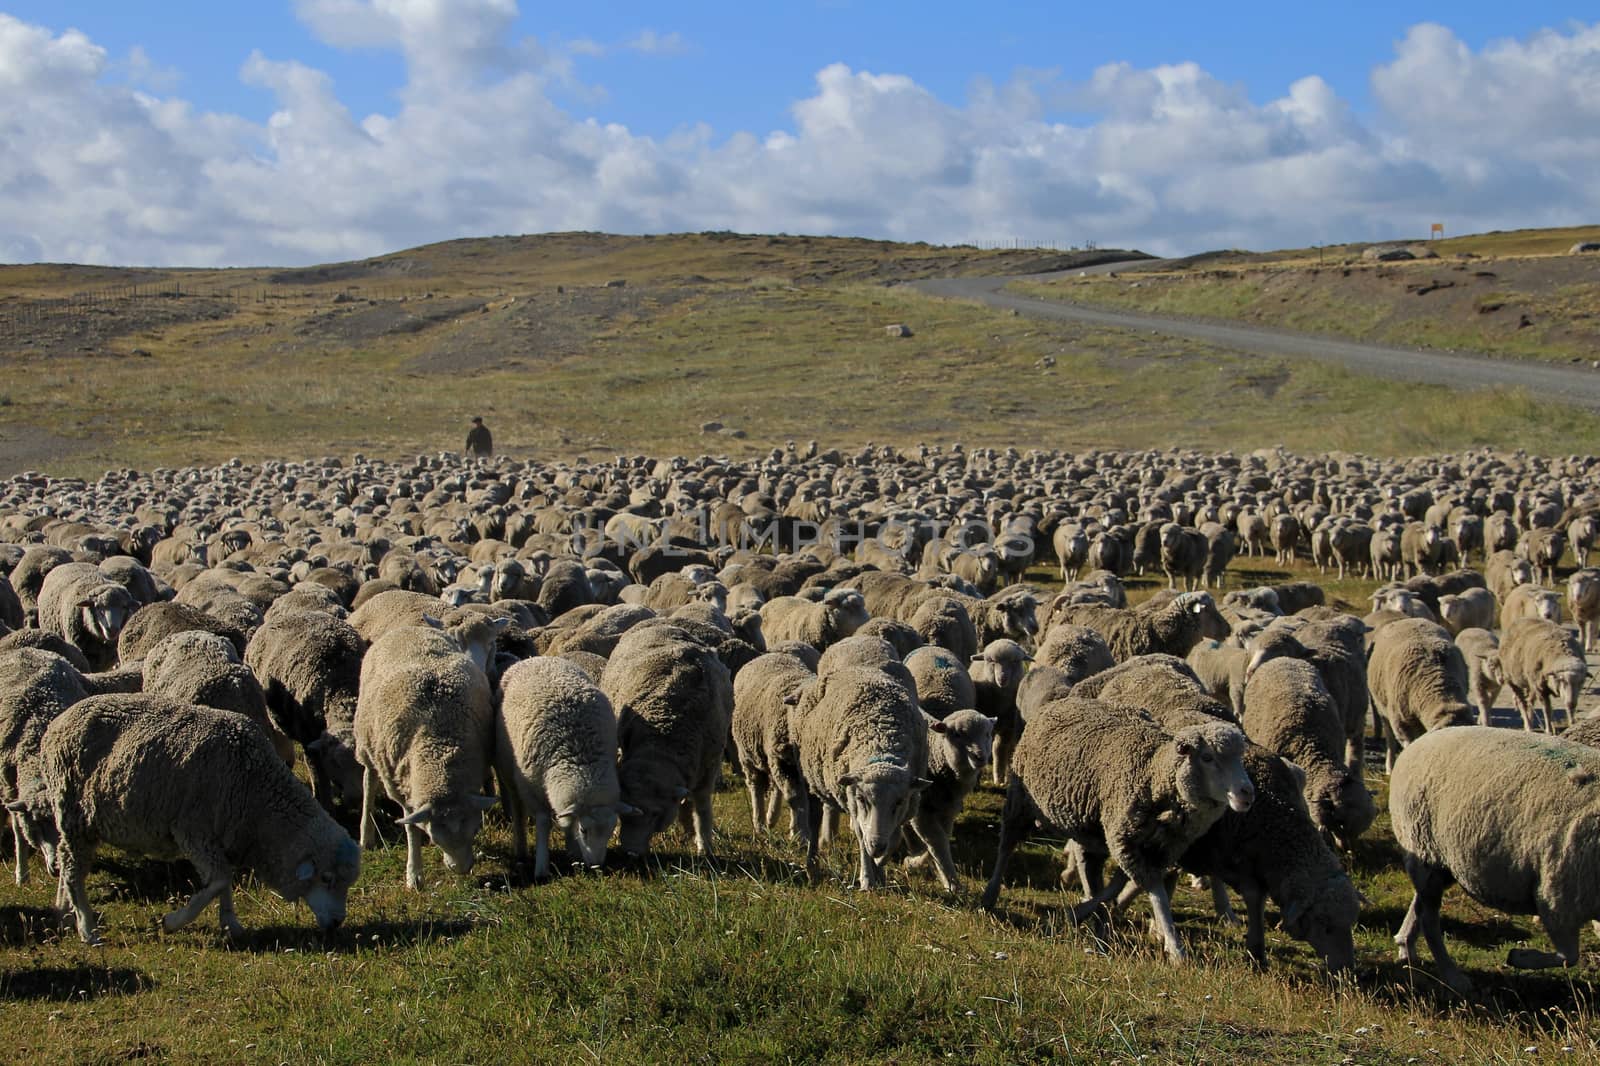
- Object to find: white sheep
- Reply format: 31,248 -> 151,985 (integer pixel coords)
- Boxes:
1367,618 -> 1474,771
1489,618 -> 1588,733
1567,568 -> 1600,653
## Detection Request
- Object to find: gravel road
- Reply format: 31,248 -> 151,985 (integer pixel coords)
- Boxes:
909,270 -> 1600,409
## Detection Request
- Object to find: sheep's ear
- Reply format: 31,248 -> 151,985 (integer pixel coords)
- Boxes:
617,803 -> 642,817
984,715 -> 1000,727
470,794 -> 499,811
838,773 -> 859,788
1175,739 -> 1196,757
491,617 -> 511,633
295,860 -> 316,882
929,719 -> 948,734
419,614 -> 443,630
397,806 -> 434,826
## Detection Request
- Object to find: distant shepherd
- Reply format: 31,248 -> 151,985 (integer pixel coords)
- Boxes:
466,416 -> 493,457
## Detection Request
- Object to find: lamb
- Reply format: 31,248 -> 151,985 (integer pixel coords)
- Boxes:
1567,568 -> 1600,652
980,696 -> 1254,962
494,657 -> 627,879
730,652 -> 816,834
1452,627 -> 1503,726
969,638 -> 1031,785
1367,618 -> 1474,770
143,631 -> 296,765
1490,617 -> 1588,733
355,623 -> 499,889
602,625 -> 734,858
1436,588 -> 1495,636
904,645 -> 976,718
27,693 -> 359,944
1240,657 -> 1376,849
244,608 -> 367,810
0,648 -> 88,884
758,588 -> 869,650
1389,727 -> 1600,993
1501,582 -> 1563,628
1059,591 -> 1229,662
904,709 -> 996,893
794,664 -> 929,889
1034,623 -> 1116,686
35,562 -> 137,670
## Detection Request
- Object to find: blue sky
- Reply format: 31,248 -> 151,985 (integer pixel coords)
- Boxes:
1,3 -> 1597,265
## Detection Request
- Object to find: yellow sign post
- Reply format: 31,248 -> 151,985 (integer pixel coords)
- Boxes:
1431,223 -> 1445,239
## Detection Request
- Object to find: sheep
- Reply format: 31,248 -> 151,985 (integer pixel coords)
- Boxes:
793,664 -> 930,889
142,631 -> 297,765
1237,512 -> 1270,557
27,693 -> 359,944
9,545 -> 73,621
1452,628 -> 1503,727
903,709 -> 996,893
970,638 -> 1031,785
1367,618 -> 1474,770
1518,527 -> 1566,585
730,652 -> 816,835
1053,524 -> 1089,581
907,593 -> 980,663
1389,726 -> 1600,993
1242,617 -> 1371,782
35,562 -> 137,670
1187,639 -> 1250,717
0,648 -> 89,884
1501,582 -> 1562,628
1485,550 -> 1536,604
1240,657 -> 1376,849
1369,526 -> 1403,581
815,634 -> 917,695
355,623 -> 500,890
603,625 -> 734,858
1200,522 -> 1235,589
1269,581 -> 1325,614
1015,664 -> 1074,723
1567,568 -> 1600,653
759,588 -> 869,650
980,696 -> 1254,962
1159,522 -> 1206,591
1059,590 -> 1229,662
1400,522 -> 1444,577
244,608 -> 367,810
904,645 -> 976,719
1490,618 -> 1588,733
494,657 -> 626,879
541,603 -> 656,658
1271,513 -> 1300,566
1181,742 -> 1358,971
1370,586 -> 1437,623
854,617 -> 923,658
1436,588 -> 1495,636
1034,623 -> 1116,686
963,590 -> 1040,650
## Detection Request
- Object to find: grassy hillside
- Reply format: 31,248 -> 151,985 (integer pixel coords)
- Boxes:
1012,225 -> 1600,365
3,230 -> 1600,478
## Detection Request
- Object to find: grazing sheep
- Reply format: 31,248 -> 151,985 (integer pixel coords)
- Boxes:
29,694 -> 359,944
244,609 -> 367,809
1491,618 -> 1588,733
1452,628 -> 1503,727
904,645 -> 976,718
494,657 -> 626,878
356,624 -> 500,889
794,664 -> 930,889
1436,588 -> 1495,636
1060,591 -> 1229,662
759,588 -> 869,650
1015,664 -> 1075,723
1501,583 -> 1563,629
542,603 -> 656,658
0,648 -> 89,884
1243,618 -> 1371,782
603,626 -> 734,858
980,697 -> 1254,962
970,638 -> 1033,785
1270,581 -> 1326,615
731,652 -> 816,834
1368,618 -> 1474,770
35,562 -> 137,670
1567,569 -> 1600,652
143,631 -> 296,765
1390,727 -> 1600,993
1240,658 -> 1376,849
904,709 -> 996,893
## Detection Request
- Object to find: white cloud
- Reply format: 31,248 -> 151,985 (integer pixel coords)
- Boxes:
0,11 -> 1598,267
625,30 -> 688,57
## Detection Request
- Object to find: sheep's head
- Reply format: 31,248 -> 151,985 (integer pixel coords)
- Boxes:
823,588 -> 870,636
616,774 -> 689,858
971,639 -> 1030,692
929,710 -> 997,773
1568,570 -> 1600,608
838,761 -> 930,863
558,802 -> 632,869
995,596 -> 1039,647
1280,871 -> 1359,974
285,831 -> 361,931
1546,662 -> 1589,715
1243,627 -> 1305,682
1176,591 -> 1231,641
1314,768 -> 1377,851
397,794 -> 496,875
1172,722 -> 1254,814
75,584 -> 135,645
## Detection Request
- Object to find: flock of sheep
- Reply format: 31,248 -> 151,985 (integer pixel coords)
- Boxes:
2,441 -> 1599,996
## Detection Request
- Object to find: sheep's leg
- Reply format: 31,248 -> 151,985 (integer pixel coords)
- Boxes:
820,808 -> 840,847
498,770 -> 528,863
907,810 -> 959,893
690,788 -> 715,857
1344,734 -> 1366,786
11,814 -> 28,886
1510,903 -> 1582,970
1395,854 -> 1468,993
800,793 -> 824,886
403,822 -> 426,891
979,782 -> 1033,911
163,864 -> 232,935
1211,878 -> 1243,927
359,766 -> 382,849
56,835 -> 100,945
1509,686 -> 1535,732
215,884 -> 243,940
532,810 -> 551,881
743,765 -> 769,833
1143,880 -> 1187,963
991,733 -> 1016,787
1240,884 -> 1267,966
764,783 -> 784,831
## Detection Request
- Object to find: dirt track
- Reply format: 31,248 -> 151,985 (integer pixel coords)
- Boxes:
910,270 -> 1600,409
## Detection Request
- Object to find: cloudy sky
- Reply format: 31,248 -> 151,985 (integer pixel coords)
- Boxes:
2,2 -> 1597,267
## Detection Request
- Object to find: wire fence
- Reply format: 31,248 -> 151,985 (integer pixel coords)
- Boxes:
958,239 -> 1100,251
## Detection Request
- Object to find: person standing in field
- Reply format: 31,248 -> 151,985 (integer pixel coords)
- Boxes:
466,416 -> 493,457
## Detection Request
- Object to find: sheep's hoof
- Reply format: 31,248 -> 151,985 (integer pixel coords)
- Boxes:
220,916 -> 246,941
1507,947 -> 1567,970
160,910 -> 188,933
